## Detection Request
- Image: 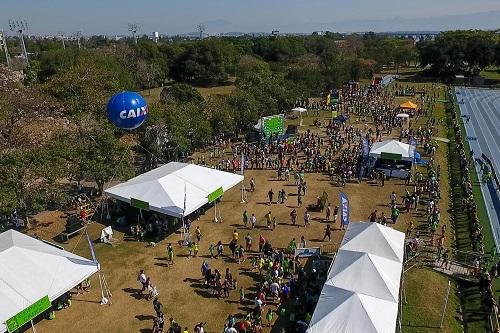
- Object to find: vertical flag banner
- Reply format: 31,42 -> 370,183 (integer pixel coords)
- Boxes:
86,231 -> 98,264
362,137 -> 370,158
408,137 -> 417,159
339,192 -> 350,228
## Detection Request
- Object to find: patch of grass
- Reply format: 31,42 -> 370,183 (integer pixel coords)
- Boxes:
480,68 -> 500,81
402,268 -> 462,333
140,81 -> 236,104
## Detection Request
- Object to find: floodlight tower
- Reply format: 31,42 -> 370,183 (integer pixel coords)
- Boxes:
58,31 -> 66,49
197,24 -> 206,40
73,31 -> 82,49
9,19 -> 29,65
0,30 -> 11,68
128,23 -> 140,44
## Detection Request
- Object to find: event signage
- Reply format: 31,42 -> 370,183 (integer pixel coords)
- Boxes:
408,138 -> 417,159
6,295 -> 51,332
106,91 -> 149,130
294,247 -> 321,258
207,187 -> 224,203
362,137 -> 370,158
380,152 -> 402,161
130,198 -> 150,211
262,115 -> 284,137
339,192 -> 350,228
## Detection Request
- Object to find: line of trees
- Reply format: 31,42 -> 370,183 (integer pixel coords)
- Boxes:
0,32 -> 420,216
417,30 -> 500,80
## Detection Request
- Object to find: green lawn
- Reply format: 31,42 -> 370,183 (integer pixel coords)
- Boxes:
480,68 -> 500,80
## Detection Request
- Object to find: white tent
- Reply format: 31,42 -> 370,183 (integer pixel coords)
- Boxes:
291,107 -> 308,126
104,162 -> 244,218
395,113 -> 409,119
325,250 -> 402,302
369,139 -> 412,162
307,223 -> 405,333
291,107 -> 307,113
307,285 -> 398,333
0,230 -> 98,333
340,222 -> 405,263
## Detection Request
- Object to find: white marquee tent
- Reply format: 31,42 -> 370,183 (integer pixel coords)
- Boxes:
0,230 -> 98,333
105,162 -> 244,218
340,222 -> 405,262
307,222 -> 405,333
369,140 -> 412,162
325,250 -> 402,302
306,286 -> 398,333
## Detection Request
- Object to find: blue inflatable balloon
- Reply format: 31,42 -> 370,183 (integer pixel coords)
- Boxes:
107,91 -> 148,130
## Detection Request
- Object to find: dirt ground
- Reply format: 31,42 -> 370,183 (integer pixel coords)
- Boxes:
29,114 -> 431,333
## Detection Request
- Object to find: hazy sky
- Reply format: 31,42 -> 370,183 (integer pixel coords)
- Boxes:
2,0 -> 500,35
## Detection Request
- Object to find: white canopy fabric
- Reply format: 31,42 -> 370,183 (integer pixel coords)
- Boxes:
369,139 -> 412,162
0,230 -> 98,333
307,222 -> 405,333
340,222 -> 405,262
325,250 -> 402,302
395,113 -> 409,119
291,107 -> 307,113
105,162 -> 244,218
307,286 -> 398,333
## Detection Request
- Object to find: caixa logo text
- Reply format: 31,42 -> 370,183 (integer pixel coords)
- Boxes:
119,106 -> 148,119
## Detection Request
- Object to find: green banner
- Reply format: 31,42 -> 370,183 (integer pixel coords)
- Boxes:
380,152 -> 403,161
262,115 -> 284,137
130,198 -> 150,211
207,187 -> 224,203
6,295 -> 51,332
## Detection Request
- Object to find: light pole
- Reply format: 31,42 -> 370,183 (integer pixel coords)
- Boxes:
0,30 -> 11,68
58,31 -> 66,49
128,23 -> 140,44
9,19 -> 29,65
73,31 -> 82,49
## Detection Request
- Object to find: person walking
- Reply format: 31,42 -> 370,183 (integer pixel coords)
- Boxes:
267,188 -> 274,205
138,270 -> 147,296
245,233 -> 252,251
242,210 -> 248,227
167,243 -> 174,265
195,226 -> 202,242
333,205 -> 339,223
323,224 -> 332,241
290,209 -> 297,226
250,177 -> 255,192
250,213 -> 257,229
299,235 -> 306,248
325,203 -> 331,222
303,210 -> 311,227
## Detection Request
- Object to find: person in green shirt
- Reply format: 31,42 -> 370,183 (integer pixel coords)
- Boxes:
167,243 -> 174,265
242,210 -> 248,227
266,308 -> 273,327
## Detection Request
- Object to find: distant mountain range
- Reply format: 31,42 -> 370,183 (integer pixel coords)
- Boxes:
179,10 -> 500,36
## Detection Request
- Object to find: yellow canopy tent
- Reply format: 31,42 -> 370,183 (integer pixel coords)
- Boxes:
399,101 -> 418,109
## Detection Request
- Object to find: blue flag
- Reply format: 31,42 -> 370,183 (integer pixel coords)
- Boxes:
340,192 -> 350,228
362,137 -> 370,158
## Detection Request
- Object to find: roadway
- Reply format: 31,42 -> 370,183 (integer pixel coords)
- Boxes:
455,87 -> 500,250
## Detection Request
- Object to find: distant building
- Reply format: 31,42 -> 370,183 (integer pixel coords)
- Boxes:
271,30 -> 279,37
153,31 -> 159,43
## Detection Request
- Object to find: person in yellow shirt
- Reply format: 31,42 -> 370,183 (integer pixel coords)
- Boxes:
183,327 -> 189,333
233,229 -> 239,242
